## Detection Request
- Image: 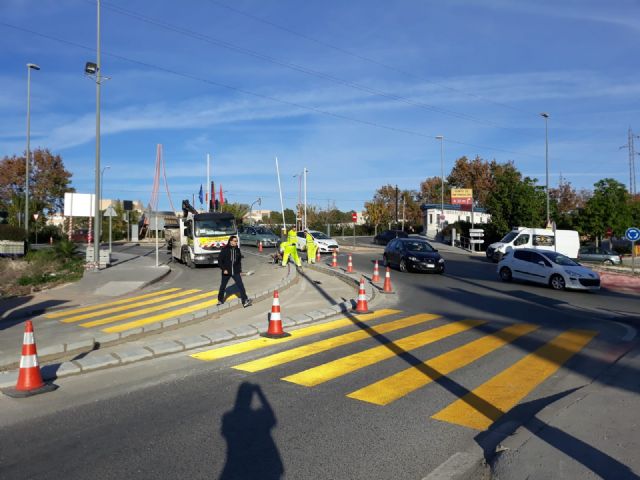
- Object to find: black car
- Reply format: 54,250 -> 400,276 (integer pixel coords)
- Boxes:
383,238 -> 445,273
373,229 -> 409,246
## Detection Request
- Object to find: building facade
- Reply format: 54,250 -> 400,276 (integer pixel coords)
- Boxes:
421,203 -> 491,239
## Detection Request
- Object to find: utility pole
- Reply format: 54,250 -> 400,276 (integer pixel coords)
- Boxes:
620,128 -> 639,196
395,185 -> 399,227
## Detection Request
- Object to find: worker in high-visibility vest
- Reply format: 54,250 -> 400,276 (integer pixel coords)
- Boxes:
305,229 -> 317,264
285,226 -> 302,267
280,238 -> 301,267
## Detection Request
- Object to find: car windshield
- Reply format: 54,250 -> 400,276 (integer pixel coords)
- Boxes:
405,241 -> 434,252
255,227 -> 274,235
195,218 -> 236,236
312,232 -> 330,239
544,251 -> 579,266
500,231 -> 519,243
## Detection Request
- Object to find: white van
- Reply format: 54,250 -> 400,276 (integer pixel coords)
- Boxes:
486,227 -> 579,262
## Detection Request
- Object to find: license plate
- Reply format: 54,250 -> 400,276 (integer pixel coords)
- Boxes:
426,264 -> 435,268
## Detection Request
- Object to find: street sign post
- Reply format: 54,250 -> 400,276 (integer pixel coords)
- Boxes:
352,212 -> 357,246
104,205 -> 117,252
626,227 -> 640,275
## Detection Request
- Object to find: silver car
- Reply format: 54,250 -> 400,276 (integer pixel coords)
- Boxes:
578,246 -> 622,266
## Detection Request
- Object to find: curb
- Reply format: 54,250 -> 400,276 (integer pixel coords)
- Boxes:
0,259 -> 378,387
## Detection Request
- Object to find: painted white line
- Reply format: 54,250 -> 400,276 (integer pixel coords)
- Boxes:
612,321 -> 637,342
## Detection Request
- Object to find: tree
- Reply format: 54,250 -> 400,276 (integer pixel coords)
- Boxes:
0,149 -> 73,224
577,179 -> 631,243
484,161 -> 546,235
549,177 -> 584,229
363,199 -> 390,235
419,177 -> 448,205
221,202 -> 250,223
447,155 -> 494,206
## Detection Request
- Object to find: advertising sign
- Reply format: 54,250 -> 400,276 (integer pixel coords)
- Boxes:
63,192 -> 96,217
451,188 -> 473,206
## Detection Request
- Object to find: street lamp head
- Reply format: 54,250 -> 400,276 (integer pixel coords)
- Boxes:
435,135 -> 444,140
27,63 -> 40,71
84,62 -> 98,75
540,112 -> 549,119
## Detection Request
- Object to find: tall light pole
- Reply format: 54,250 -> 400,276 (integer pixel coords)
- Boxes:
435,135 -> 444,232
249,197 -> 261,225
541,113 -> 550,226
85,0 -> 102,268
100,165 -> 110,241
25,63 -> 40,239
303,167 -> 308,230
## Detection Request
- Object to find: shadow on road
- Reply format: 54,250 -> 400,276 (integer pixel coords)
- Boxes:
219,382 -> 283,480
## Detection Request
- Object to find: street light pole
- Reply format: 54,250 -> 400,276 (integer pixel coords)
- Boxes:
435,135 -> 444,232
541,113 -> 550,226
249,197 -> 261,225
25,63 -> 40,239
91,0 -> 102,268
303,167 -> 308,230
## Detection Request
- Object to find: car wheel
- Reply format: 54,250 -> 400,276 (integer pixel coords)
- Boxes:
603,259 -> 614,266
499,267 -> 512,282
550,274 -> 566,290
399,258 -> 408,273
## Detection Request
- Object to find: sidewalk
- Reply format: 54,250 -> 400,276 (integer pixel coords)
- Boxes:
490,343 -> 640,479
0,248 -> 376,387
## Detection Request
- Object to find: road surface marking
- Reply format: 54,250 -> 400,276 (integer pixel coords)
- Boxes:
233,313 -> 441,372
282,320 -> 484,387
44,288 -> 183,318
79,291 -> 218,328
191,309 -> 401,361
100,293 -> 237,333
61,289 -> 202,323
347,323 -> 538,405
431,329 -> 597,430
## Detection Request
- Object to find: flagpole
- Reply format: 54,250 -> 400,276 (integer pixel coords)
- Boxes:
275,156 -> 286,235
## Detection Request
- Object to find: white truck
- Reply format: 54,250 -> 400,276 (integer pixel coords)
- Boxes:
166,200 -> 237,268
486,227 -> 579,262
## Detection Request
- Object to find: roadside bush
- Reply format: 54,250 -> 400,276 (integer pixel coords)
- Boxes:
0,224 -> 26,241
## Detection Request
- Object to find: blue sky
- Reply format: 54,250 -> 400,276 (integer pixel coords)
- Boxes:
1,0 -> 639,213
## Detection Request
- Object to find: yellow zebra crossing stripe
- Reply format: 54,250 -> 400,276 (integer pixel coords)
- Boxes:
44,287 -> 182,319
78,291 -> 218,328
233,313 -> 441,373
431,328 -> 597,430
61,289 -> 202,323
100,293 -> 238,333
190,309 -> 401,361
282,319 -> 484,387
347,323 -> 538,405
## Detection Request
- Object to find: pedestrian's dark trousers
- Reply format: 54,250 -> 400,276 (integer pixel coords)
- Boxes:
218,273 -> 248,303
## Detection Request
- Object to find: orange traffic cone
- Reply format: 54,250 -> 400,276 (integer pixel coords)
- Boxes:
381,266 -> 395,294
331,250 -> 338,268
261,290 -> 291,338
3,321 -> 57,398
346,254 -> 353,273
354,277 -> 372,313
372,260 -> 380,282
316,250 -> 321,263
258,241 -> 263,252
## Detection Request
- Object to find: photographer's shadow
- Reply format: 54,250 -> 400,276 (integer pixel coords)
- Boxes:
219,382 -> 284,480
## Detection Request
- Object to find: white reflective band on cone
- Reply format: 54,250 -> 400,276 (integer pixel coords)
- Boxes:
23,332 -> 34,344
20,354 -> 39,368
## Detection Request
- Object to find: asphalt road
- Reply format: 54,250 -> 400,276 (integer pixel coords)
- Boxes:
1,241 -> 637,479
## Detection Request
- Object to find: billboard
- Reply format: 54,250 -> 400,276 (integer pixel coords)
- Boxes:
64,192 -> 96,217
451,188 -> 473,206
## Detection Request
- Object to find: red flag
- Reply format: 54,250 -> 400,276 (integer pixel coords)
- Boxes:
219,184 -> 225,205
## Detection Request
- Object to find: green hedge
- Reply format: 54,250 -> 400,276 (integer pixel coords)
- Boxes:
0,224 -> 26,241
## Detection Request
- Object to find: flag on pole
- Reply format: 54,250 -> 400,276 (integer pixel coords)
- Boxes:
219,184 -> 225,205
211,181 -> 216,210
198,184 -> 203,204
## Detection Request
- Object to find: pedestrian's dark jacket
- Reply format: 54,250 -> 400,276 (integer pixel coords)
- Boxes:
218,244 -> 242,276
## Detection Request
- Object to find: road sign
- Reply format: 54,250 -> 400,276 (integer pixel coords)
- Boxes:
351,212 -> 357,222
625,227 -> 640,242
104,206 -> 117,217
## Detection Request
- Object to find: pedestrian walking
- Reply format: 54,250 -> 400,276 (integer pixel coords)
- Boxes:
217,235 -> 252,307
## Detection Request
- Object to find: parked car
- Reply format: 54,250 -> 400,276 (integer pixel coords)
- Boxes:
497,248 -> 600,291
373,229 -> 409,246
296,230 -> 339,253
238,225 -> 280,247
383,238 -> 445,273
70,229 -> 89,243
578,246 -> 622,266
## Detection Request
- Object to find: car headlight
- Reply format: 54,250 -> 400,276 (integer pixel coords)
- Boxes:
564,269 -> 584,277
438,258 -> 445,263
408,256 -> 419,262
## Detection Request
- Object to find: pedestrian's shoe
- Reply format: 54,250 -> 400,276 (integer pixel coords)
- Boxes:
242,299 -> 253,308
217,300 -> 224,306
